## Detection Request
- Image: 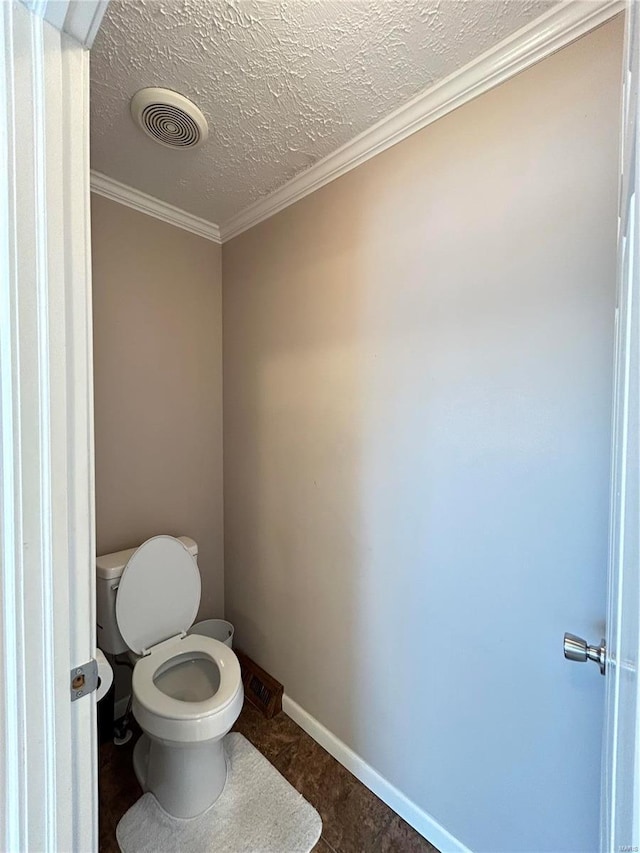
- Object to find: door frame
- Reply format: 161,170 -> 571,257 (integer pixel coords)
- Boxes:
602,1 -> 640,849
0,2 -> 106,850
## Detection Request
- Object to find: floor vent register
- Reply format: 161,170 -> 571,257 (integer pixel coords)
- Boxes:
235,650 -> 283,719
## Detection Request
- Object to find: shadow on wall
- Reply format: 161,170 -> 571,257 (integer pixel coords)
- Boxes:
91,197 -> 224,708
91,195 -> 224,624
223,180 -> 366,737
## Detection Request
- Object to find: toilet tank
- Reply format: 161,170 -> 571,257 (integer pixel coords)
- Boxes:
96,536 -> 198,655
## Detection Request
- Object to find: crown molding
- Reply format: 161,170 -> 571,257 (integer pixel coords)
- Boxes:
90,0 -> 624,245
220,0 -> 624,242
89,171 -> 222,244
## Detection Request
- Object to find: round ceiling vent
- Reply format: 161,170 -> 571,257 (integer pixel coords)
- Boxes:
130,88 -> 208,150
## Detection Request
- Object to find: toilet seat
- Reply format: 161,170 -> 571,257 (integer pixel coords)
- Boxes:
132,633 -> 243,744
116,535 -> 200,654
134,633 -> 241,719
117,536 -> 244,745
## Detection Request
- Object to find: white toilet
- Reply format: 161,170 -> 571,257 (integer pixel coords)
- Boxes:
96,534 -> 244,818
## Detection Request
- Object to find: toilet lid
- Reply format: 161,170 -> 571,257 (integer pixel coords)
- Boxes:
116,535 -> 201,654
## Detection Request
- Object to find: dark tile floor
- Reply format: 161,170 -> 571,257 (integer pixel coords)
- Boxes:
99,700 -> 440,853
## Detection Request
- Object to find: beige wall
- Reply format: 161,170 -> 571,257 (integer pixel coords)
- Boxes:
91,195 -> 224,621
222,19 -> 623,853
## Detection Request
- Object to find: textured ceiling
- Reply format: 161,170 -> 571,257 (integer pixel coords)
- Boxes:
91,0 -> 557,226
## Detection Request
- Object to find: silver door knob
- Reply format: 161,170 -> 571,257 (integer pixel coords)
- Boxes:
563,632 -> 606,675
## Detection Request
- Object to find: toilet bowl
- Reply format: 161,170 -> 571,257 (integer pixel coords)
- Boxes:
132,633 -> 243,817
96,535 -> 244,818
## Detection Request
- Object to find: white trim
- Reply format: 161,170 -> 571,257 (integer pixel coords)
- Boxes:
282,695 -> 472,853
220,0 -> 624,241
0,3 -> 97,849
62,27 -> 99,853
601,2 -> 640,848
90,171 -> 222,244
24,0 -> 108,48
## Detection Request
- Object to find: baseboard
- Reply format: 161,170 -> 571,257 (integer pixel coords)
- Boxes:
282,694 -> 471,853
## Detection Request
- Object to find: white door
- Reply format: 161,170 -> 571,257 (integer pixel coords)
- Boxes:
600,3 -> 640,850
0,2 -> 106,851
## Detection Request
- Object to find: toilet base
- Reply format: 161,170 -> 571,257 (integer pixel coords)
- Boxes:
132,733 -> 151,790
133,732 -> 228,818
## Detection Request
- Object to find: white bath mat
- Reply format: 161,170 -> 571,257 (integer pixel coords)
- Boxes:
116,732 -> 322,853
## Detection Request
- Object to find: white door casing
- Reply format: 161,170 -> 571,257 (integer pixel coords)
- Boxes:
0,2 -> 105,850
25,0 -> 108,48
602,3 -> 640,851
